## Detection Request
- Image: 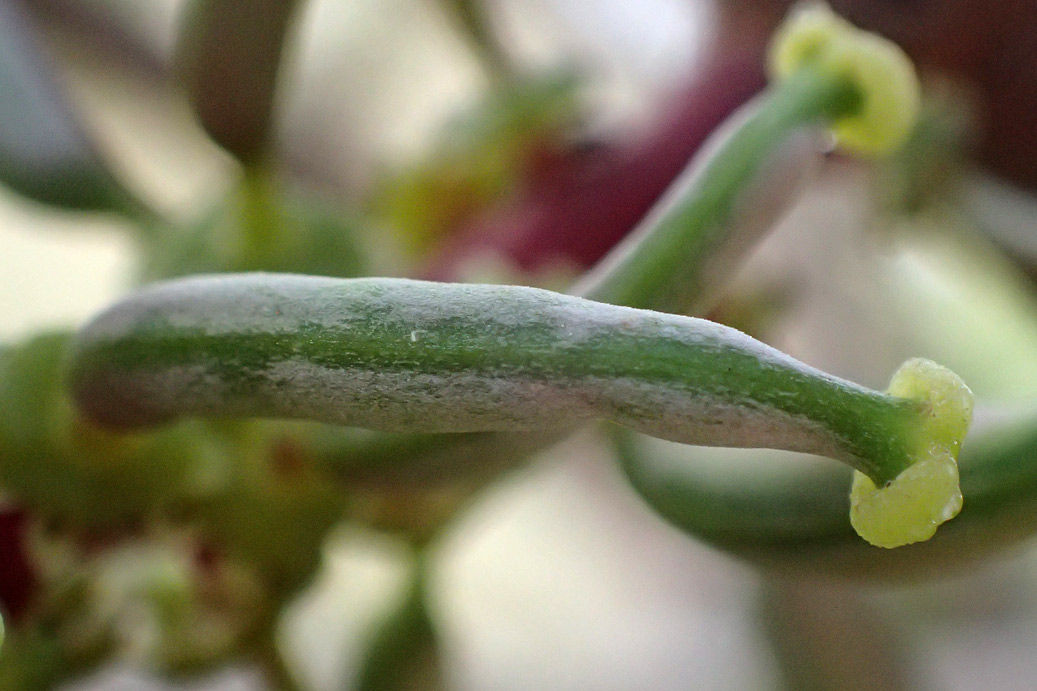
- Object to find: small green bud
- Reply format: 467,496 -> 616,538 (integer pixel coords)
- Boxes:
769,3 -> 920,156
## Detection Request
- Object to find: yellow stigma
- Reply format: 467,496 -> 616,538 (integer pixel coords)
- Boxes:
849,358 -> 973,548
769,3 -> 920,157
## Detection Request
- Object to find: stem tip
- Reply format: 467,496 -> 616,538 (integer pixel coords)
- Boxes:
849,358 -> 972,548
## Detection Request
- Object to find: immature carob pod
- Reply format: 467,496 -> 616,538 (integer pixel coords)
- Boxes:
69,273 -> 970,547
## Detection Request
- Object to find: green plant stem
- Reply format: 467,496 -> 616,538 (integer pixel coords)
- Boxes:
310,64 -> 863,490
70,274 -> 926,483
256,635 -> 305,691
353,550 -> 444,691
575,65 -> 859,312
237,166 -> 283,268
88,58 -> 864,502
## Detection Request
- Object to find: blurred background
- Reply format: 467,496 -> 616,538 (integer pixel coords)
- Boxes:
3,0 -> 1037,689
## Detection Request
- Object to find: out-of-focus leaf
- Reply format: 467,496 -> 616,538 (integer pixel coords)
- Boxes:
23,0 -> 171,77
0,625 -> 73,691
177,0 -> 302,164
879,225 -> 1037,401
0,0 -> 139,213
966,173 -> 1037,280
371,73 -> 581,254
0,333 -> 221,529
139,184 -> 367,281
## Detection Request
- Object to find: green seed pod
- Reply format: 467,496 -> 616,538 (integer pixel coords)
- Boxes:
71,274 -> 962,496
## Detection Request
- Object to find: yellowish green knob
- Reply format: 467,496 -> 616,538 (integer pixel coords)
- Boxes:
768,3 -> 920,156
850,359 -> 973,548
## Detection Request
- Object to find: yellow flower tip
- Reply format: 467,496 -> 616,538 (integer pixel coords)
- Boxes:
768,2 -> 850,79
849,358 -> 973,548
887,357 -> 974,453
768,2 -> 921,157
850,454 -> 962,548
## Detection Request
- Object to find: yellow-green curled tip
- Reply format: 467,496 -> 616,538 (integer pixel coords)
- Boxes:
850,358 -> 973,548
768,2 -> 920,157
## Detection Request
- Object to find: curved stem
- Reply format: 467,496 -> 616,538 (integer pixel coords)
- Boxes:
71,274 -> 932,484
574,66 -> 857,312
310,46 -> 868,492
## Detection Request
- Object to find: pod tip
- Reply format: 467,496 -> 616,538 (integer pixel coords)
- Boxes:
849,358 -> 972,548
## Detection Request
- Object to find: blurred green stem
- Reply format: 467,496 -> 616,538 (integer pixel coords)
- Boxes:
257,633 -> 305,691
577,65 -> 858,313
238,165 -> 283,268
353,550 -> 444,691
